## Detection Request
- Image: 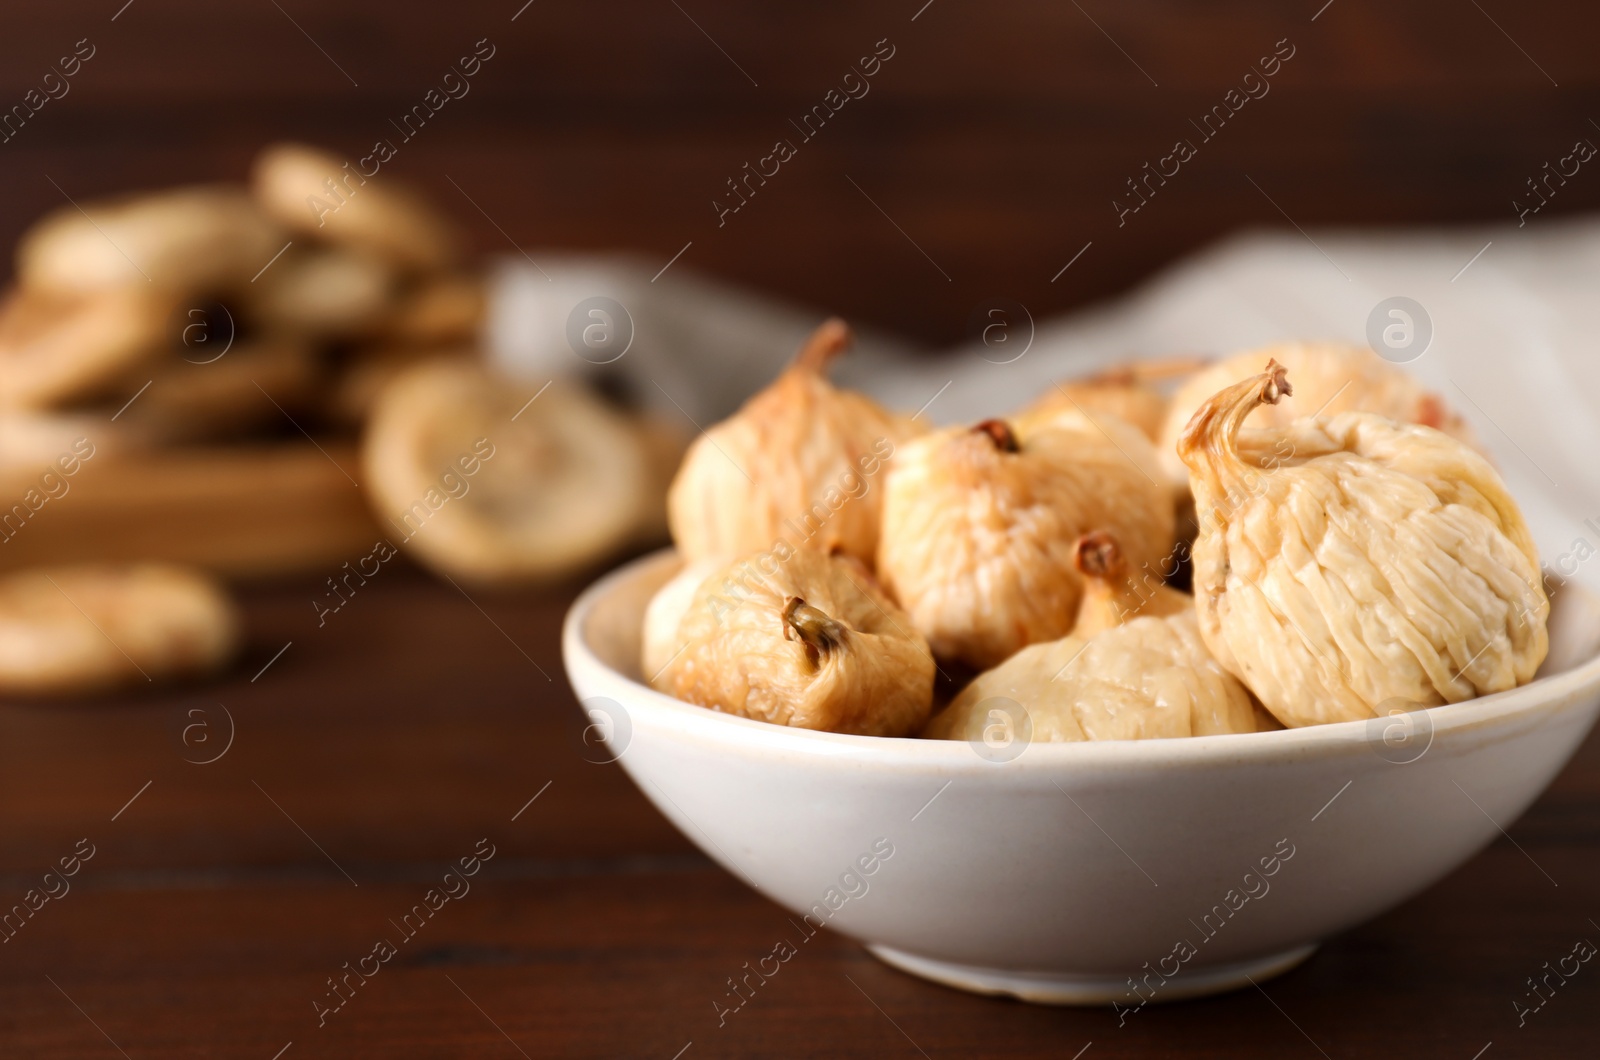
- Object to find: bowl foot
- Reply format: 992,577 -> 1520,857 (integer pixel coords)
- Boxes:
865,941 -> 1319,1005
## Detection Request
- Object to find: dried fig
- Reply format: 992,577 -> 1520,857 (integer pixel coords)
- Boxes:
0,409 -> 153,470
0,287 -> 176,409
362,360 -> 652,583
1015,356 -> 1205,443
242,246 -> 396,338
923,525 -> 1264,743
252,143 -> 460,271
654,548 -> 934,736
0,564 -> 239,696
1158,342 -> 1479,483
640,555 -> 727,683
17,185 -> 286,295
666,319 -> 919,567
877,412 -> 1175,669
923,609 -> 1264,743
1178,361 -> 1548,727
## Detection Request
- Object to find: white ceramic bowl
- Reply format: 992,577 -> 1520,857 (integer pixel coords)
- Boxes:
562,550 -> 1600,1004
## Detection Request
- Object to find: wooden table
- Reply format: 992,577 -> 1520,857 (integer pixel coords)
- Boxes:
1,564 -> 1595,1058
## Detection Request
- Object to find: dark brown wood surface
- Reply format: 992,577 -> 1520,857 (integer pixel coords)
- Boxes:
3,1 -> 1600,345
0,565 -> 1597,1058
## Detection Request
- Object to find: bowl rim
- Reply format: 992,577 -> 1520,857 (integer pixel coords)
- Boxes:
562,549 -> 1600,771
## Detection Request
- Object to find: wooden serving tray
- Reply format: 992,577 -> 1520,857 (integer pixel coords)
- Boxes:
0,442 -> 381,578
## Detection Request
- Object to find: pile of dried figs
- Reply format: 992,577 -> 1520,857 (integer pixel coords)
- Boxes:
0,142 -> 689,698
643,323 -> 1551,743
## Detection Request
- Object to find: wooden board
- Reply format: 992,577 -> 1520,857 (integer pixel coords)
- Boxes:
0,443 -> 381,578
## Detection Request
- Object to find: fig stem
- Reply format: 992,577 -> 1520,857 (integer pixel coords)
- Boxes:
973,419 -> 1020,452
783,596 -> 846,666
1072,531 -> 1126,581
1261,359 -> 1292,404
794,318 -> 853,374
1175,359 -> 1292,498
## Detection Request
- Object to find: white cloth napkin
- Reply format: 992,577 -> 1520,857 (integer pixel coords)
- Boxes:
484,252 -> 923,424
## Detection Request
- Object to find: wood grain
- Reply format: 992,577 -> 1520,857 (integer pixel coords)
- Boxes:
0,569 -> 1596,1057
1,2 -> 1597,345
0,445 -> 380,577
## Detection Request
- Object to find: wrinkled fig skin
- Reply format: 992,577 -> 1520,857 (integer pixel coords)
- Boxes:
877,413 -> 1175,670
1158,342 -> 1481,485
1178,362 -> 1549,728
923,611 -> 1266,742
666,319 -> 920,567
654,548 -> 935,737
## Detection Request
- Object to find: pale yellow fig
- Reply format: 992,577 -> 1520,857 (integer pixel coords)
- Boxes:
640,556 -> 727,682
1177,361 -> 1548,728
242,246 -> 396,337
362,360 -> 652,583
252,143 -> 460,270
1016,377 -> 1166,443
923,527 -> 1265,742
0,409 -> 154,469
1158,342 -> 1479,483
17,185 -> 286,295
666,319 -> 919,567
654,548 -> 934,736
876,414 -> 1175,670
0,564 -> 240,696
922,599 -> 1265,743
1015,356 -> 1205,443
0,286 -> 177,409
1070,531 -> 1190,638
